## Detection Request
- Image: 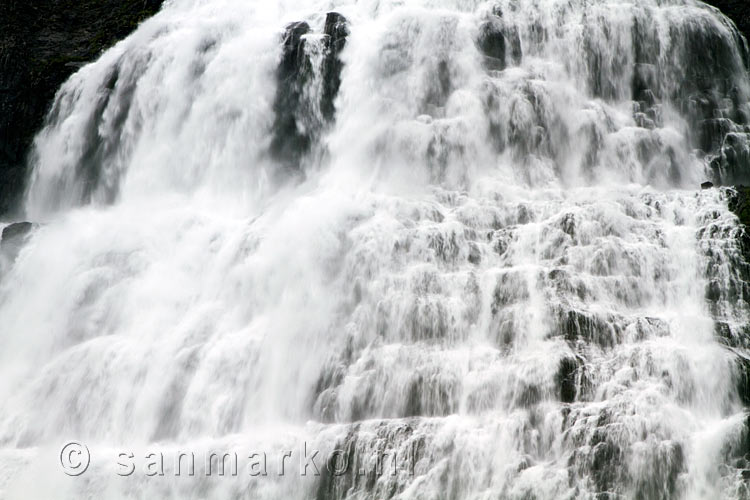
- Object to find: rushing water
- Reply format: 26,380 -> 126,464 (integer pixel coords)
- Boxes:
2,0 -> 750,498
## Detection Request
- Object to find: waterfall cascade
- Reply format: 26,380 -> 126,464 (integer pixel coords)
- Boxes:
2,0 -> 750,498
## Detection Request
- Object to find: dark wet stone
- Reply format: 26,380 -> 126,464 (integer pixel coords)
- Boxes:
315,422 -> 419,500
476,9 -> 521,72
321,13 -> 349,120
735,355 -> 750,407
591,441 -> 622,492
0,222 -> 34,261
702,181 -> 715,189
270,21 -> 313,171
557,308 -> 622,349
556,356 -> 580,404
403,372 -> 459,417
728,186 -> 750,232
1,222 -> 32,242
271,14 -> 349,173
477,16 -> 507,71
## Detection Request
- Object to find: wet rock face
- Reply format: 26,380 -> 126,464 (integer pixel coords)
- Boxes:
1,222 -> 32,242
270,13 -> 349,173
0,0 -> 164,216
475,6 -> 522,72
0,222 -> 34,262
270,21 -> 314,171
728,187 -> 750,245
322,12 -> 349,120
697,1 -> 750,186
728,188 -> 750,268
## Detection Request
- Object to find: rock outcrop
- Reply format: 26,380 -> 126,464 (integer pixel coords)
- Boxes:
270,13 -> 349,174
0,0 -> 164,216
729,187 -> 750,228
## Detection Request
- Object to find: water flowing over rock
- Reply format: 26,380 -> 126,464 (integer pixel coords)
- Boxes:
270,13 -> 350,174
2,1 -> 750,499
0,0 -> 164,216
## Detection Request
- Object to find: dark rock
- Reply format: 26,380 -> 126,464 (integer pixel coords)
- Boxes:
1,222 -> 33,242
728,186 -> 750,227
270,14 -> 349,173
735,354 -> 750,406
725,187 -> 750,311
476,10 -> 521,72
403,372 -> 459,417
710,132 -> 750,186
477,16 -> 507,71
556,356 -> 580,404
557,308 -> 623,349
0,0 -> 165,216
280,21 -> 312,78
270,21 -> 313,171
315,422 -> 420,500
321,12 -> 349,120
722,414 -> 750,468
702,181 -> 715,189
0,221 -> 34,262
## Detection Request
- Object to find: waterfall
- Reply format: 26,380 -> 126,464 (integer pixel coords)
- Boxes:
2,0 -> 750,498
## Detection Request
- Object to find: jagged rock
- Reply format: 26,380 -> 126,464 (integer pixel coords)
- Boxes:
270,21 -> 313,170
321,13 -> 349,120
279,21 -> 312,79
710,133 -> 750,186
726,187 -> 750,299
728,186 -> 750,227
734,355 -> 750,406
271,14 -> 349,171
0,0 -> 164,216
557,308 -> 623,349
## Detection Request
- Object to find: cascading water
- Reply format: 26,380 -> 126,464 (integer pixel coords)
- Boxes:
2,0 -> 750,498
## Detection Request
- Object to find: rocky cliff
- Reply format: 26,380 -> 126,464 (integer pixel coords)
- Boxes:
0,0 -> 164,216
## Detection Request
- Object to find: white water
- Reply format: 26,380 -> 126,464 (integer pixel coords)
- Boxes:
2,0 -> 750,498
